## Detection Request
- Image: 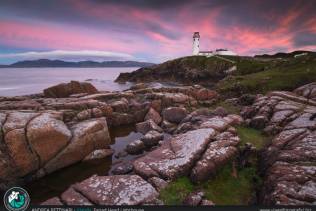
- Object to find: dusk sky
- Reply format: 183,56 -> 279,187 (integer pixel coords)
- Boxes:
0,0 -> 315,64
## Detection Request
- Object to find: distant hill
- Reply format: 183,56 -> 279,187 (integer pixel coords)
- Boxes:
254,50 -> 315,59
0,59 -> 155,68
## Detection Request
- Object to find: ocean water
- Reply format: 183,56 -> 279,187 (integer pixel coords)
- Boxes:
0,67 -> 138,96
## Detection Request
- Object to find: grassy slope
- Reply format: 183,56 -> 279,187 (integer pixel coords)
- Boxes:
217,53 -> 316,97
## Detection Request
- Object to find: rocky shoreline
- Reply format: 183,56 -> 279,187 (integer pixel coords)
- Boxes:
0,80 -> 315,205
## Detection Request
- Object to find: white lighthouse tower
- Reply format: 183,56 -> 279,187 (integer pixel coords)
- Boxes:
192,32 -> 200,55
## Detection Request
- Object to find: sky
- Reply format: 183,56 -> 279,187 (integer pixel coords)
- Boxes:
0,0 -> 315,64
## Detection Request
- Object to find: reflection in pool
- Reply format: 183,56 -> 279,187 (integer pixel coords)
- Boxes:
25,124 -> 142,204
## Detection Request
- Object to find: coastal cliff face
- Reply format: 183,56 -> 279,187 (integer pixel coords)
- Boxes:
116,56 -> 234,86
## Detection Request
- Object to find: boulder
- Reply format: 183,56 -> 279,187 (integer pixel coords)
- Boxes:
27,113 -> 72,165
61,187 -> 93,205
148,177 -> 168,191
194,89 -> 217,101
44,81 -> 98,98
141,130 -> 164,147
130,83 -> 148,90
114,150 -> 128,159
190,131 -> 240,183
213,106 -> 228,117
111,162 -> 134,175
126,140 -> 146,154
3,112 -> 40,176
136,120 -> 163,134
110,100 -> 129,113
109,112 -> 134,126
43,118 -> 110,174
133,128 -> 216,180
250,115 -> 268,129
162,93 -> 190,104
83,149 -> 114,161
199,116 -> 230,132
183,191 -> 204,206
151,100 -> 162,113
144,108 -> 162,125
161,120 -> 177,133
73,175 -> 158,205
162,107 -> 187,123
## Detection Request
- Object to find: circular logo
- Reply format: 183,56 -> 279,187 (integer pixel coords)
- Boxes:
3,187 -> 30,211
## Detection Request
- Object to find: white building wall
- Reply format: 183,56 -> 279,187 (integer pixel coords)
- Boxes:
215,50 -> 237,56
192,37 -> 200,55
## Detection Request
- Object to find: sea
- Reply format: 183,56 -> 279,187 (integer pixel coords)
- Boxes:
0,67 -> 138,96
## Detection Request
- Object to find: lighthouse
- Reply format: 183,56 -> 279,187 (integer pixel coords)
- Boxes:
192,32 -> 200,55
191,32 -> 237,56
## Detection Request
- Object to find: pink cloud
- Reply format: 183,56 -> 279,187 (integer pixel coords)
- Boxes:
0,19 -> 150,54
0,0 -> 315,62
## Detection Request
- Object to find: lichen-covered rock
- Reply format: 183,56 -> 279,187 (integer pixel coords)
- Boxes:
3,112 -> 40,176
190,131 -> 240,183
183,191 -> 204,206
199,116 -> 230,132
144,108 -> 162,125
110,99 -> 129,113
133,128 -> 216,180
162,93 -> 190,104
193,88 -> 217,101
141,130 -> 164,147
162,107 -> 187,123
136,119 -> 163,134
294,82 -> 316,100
83,149 -> 114,161
148,177 -> 168,191
111,161 -> 134,175
72,175 -> 159,205
109,112 -> 134,126
43,118 -> 110,174
61,187 -> 93,205
243,83 -> 316,205
125,139 -> 145,154
27,113 -> 72,165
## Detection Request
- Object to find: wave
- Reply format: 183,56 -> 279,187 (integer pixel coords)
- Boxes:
0,87 -> 20,90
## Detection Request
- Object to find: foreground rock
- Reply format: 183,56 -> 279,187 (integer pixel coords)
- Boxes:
242,82 -> 316,205
0,111 -> 111,189
0,81 -> 219,191
42,175 -> 159,205
134,115 -> 241,182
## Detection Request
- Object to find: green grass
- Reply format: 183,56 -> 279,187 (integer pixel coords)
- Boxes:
159,177 -> 194,205
217,54 -> 316,97
159,163 -> 262,205
201,164 -> 260,205
236,126 -> 270,149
